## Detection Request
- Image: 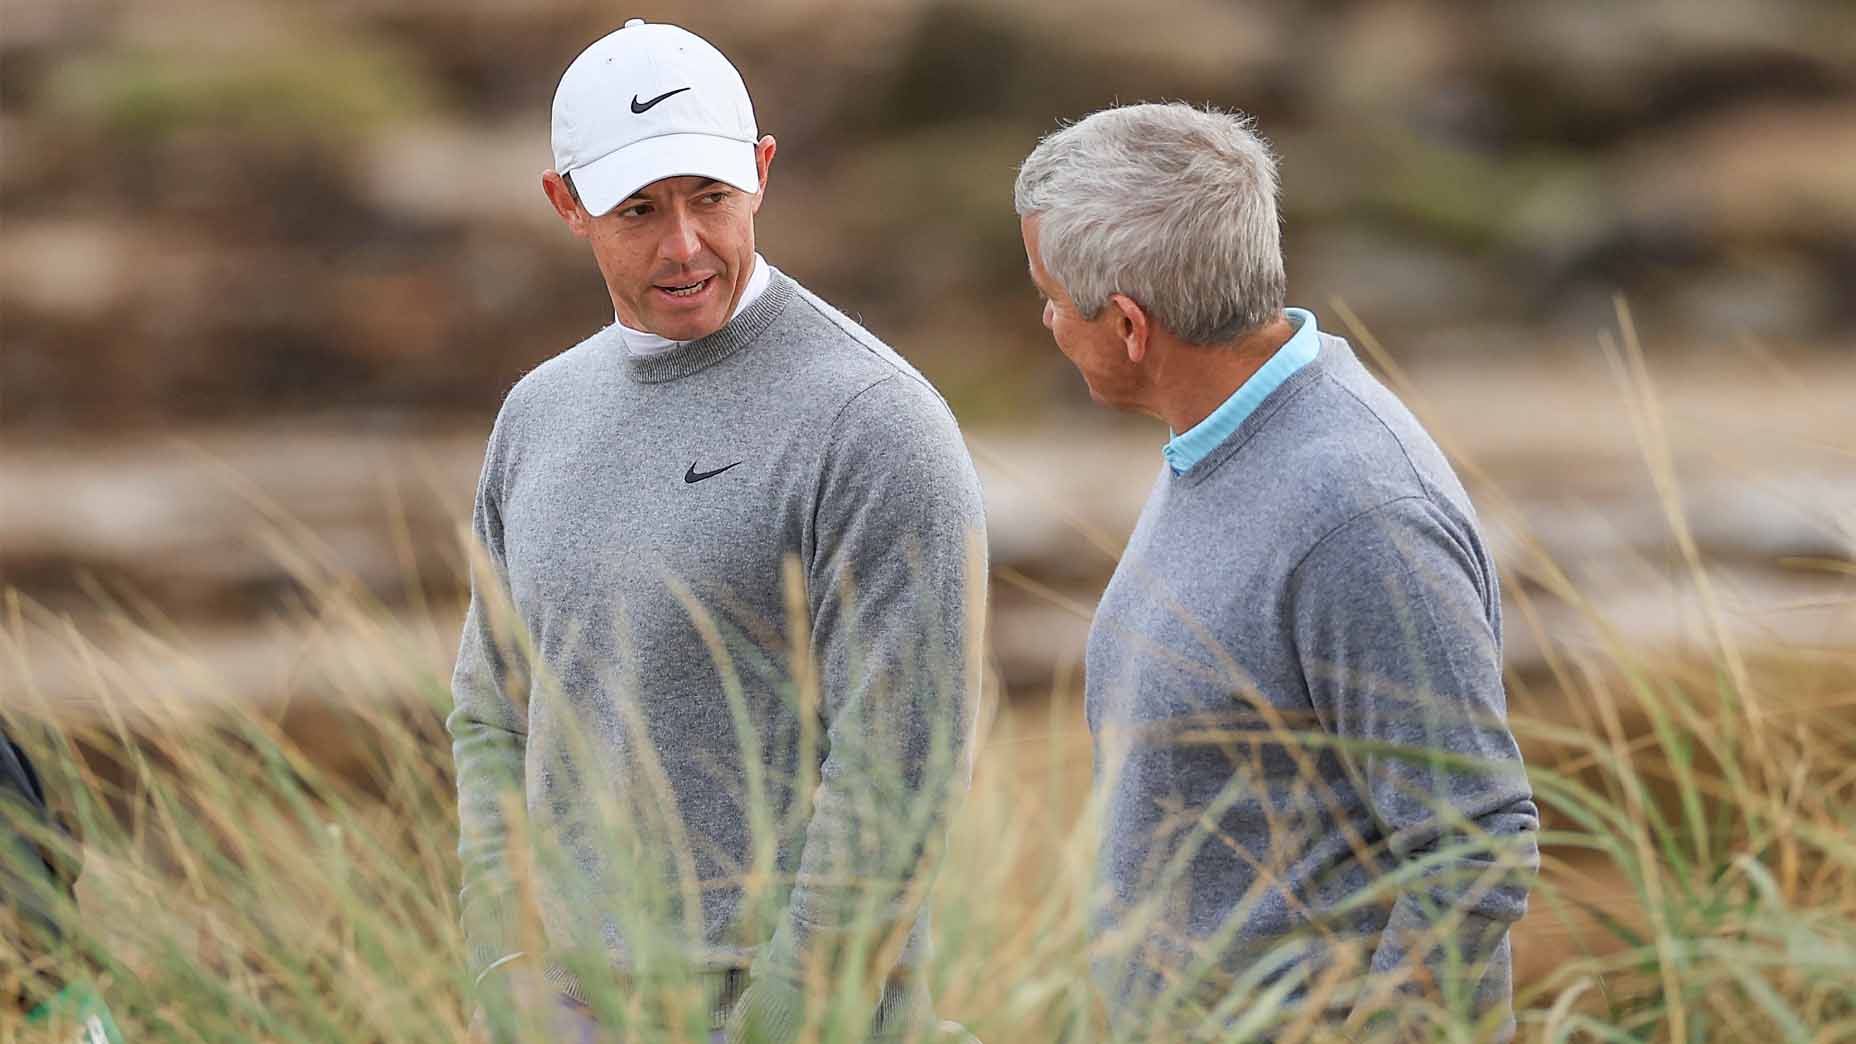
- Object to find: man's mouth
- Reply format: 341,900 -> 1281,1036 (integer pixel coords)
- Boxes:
657,276 -> 714,298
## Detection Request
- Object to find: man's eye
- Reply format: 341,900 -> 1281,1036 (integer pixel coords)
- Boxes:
620,204 -> 651,218
703,191 -> 730,205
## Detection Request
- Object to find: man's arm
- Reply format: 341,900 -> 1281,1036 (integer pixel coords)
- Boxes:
446,431 -> 535,1003
731,376 -> 988,1043
2,727 -> 74,1013
1288,496 -> 1539,1035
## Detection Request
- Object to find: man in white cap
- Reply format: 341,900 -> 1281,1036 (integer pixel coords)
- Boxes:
448,19 -> 987,1044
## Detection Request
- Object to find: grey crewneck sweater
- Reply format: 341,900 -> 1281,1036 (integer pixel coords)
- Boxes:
1088,334 -> 1539,1038
448,269 -> 987,1040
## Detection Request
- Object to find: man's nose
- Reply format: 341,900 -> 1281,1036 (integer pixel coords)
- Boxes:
659,210 -> 701,264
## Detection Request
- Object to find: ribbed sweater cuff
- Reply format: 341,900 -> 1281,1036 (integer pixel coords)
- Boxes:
466,902 -> 523,985
547,966 -> 749,1032
725,974 -> 807,1044
725,973 -> 927,1044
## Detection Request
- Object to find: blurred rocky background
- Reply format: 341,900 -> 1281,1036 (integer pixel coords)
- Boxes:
3,0 -> 1853,727
0,0 -> 1848,705
5,0 -> 1855,994
7,0 -> 1854,431
3,0 -> 1856,691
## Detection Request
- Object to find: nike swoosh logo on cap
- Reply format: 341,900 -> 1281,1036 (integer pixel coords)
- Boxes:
632,87 -> 692,114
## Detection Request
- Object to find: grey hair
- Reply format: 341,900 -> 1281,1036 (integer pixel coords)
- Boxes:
1013,102 -> 1286,345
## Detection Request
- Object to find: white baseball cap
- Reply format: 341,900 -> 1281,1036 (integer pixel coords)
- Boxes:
551,19 -> 759,217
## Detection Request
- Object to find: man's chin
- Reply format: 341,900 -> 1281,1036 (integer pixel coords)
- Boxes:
1084,383 -> 1126,411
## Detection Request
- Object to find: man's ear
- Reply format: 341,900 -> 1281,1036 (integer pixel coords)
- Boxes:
1107,293 -> 1151,364
750,134 -> 777,215
541,170 -> 591,238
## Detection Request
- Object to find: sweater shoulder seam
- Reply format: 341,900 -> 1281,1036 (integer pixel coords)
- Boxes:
822,373 -> 904,443
1285,494 -> 1433,594
804,374 -> 904,555
791,292 -> 949,411
1331,378 -> 1439,502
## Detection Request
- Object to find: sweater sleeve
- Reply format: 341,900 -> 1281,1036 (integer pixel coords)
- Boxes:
445,420 -> 535,989
2,727 -> 77,1009
1287,496 -> 1539,1035
730,376 -> 988,1043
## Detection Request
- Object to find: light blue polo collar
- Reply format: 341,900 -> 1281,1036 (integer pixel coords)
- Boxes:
1163,307 -> 1320,475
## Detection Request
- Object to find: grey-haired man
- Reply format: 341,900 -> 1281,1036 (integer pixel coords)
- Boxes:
449,19 -> 986,1044
1014,103 -> 1539,1040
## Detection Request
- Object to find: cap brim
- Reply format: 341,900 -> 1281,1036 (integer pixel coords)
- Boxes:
568,133 -> 760,216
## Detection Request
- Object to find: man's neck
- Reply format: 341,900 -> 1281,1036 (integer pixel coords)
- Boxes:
1143,315 -> 1296,434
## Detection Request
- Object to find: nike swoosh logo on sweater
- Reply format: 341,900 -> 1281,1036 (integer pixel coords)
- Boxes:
685,460 -> 743,484
632,87 -> 691,114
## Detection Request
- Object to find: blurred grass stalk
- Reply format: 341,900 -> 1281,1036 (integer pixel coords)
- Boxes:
4,306 -> 1855,1042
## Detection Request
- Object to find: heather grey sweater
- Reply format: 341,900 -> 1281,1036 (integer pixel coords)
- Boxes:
448,269 -> 987,1041
1087,334 -> 1539,1038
